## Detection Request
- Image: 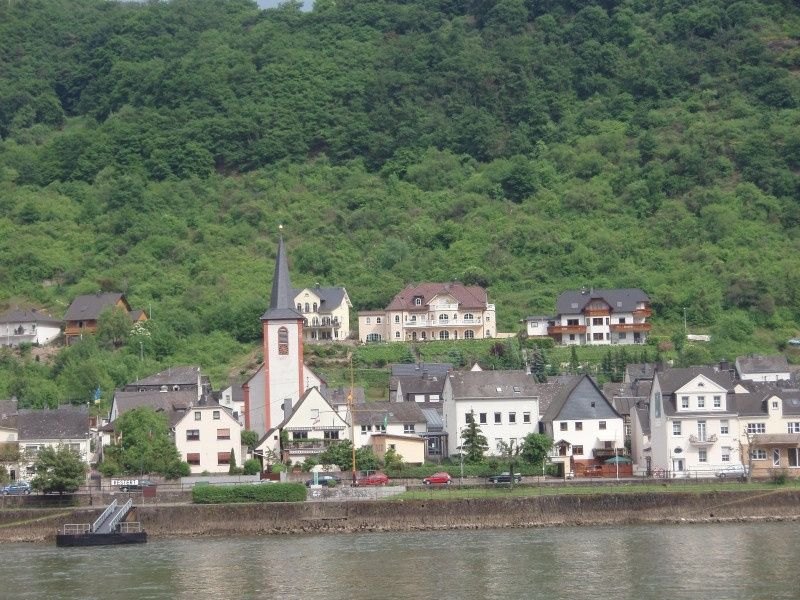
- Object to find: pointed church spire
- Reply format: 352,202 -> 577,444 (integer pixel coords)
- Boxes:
261,228 -> 304,321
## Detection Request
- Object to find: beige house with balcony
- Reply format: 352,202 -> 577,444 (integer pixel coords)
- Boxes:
737,388 -> 800,478
292,285 -> 352,341
357,282 -> 496,343
175,405 -> 243,474
524,288 -> 651,346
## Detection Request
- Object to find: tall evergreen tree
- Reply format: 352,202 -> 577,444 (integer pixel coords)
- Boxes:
460,410 -> 488,464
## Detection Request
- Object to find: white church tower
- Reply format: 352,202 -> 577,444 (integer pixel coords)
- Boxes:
243,234 -> 320,436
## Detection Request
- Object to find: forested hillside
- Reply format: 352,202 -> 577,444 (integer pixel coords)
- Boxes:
1,0 -> 799,405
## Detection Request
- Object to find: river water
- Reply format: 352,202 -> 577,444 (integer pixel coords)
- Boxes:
1,522 -> 797,600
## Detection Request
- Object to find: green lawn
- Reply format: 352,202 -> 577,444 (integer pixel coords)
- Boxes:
389,480 -> 800,501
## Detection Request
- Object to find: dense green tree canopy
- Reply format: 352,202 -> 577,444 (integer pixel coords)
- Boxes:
31,445 -> 89,495
0,0 -> 798,399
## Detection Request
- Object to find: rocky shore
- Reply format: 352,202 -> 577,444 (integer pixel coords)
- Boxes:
2,489 -> 799,543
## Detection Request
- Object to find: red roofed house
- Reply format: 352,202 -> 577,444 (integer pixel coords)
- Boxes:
357,282 -> 496,343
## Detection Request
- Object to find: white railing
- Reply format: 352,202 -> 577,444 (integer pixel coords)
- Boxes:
60,523 -> 90,535
430,303 -> 459,311
107,498 -> 133,532
404,318 -> 482,327
92,499 -> 117,532
118,521 -> 143,534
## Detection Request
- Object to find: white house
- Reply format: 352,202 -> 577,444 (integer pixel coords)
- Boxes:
15,405 -> 93,479
0,308 -> 61,347
442,370 -> 540,457
735,355 -> 791,383
175,405 -> 243,474
292,285 -> 353,341
648,367 -> 740,477
256,387 -> 350,466
524,288 -> 651,346
541,375 -> 624,473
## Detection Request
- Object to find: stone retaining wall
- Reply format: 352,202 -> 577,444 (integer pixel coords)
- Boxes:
2,490 -> 799,543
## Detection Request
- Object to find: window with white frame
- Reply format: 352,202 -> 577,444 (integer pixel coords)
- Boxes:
773,448 -> 781,467
395,331 -> 400,338
404,424 -> 415,434
394,315 -> 400,323
672,422 -> 681,436
721,447 -> 731,462
713,395 -> 721,408
366,317 -> 371,324
697,396 -> 705,408
494,412 -> 501,424
599,421 -> 607,430
572,445 -> 583,456
560,422 -> 567,431
698,449 -> 707,463
751,448 -> 767,460
479,413 -> 487,424
523,412 -> 531,424
414,297 -> 422,306
720,420 -> 729,435
789,448 -> 800,468
509,412 -> 516,424
681,396 -> 689,409
747,423 -> 766,434
376,317 -> 382,324
788,422 -> 800,434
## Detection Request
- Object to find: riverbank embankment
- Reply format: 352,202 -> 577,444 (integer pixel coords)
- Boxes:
2,489 -> 799,542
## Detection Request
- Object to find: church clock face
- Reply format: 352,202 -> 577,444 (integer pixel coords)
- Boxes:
278,326 -> 289,356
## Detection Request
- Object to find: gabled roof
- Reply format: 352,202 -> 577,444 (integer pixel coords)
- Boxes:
276,387 -> 347,431
556,288 -> 649,315
111,390 -> 197,427
64,293 -> 128,321
0,307 -> 62,326
655,367 -> 736,396
174,403 -> 238,429
386,282 -> 489,311
125,366 -> 201,388
353,401 -> 426,426
292,286 -> 351,313
390,363 -> 452,377
17,405 -> 90,440
541,375 -> 620,422
735,355 -> 790,375
447,370 -> 539,400
262,237 -> 304,321
633,404 -> 651,437
530,381 -> 566,416
624,363 -> 661,382
391,374 -> 447,397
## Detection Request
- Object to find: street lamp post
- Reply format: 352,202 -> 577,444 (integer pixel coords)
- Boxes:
615,446 -> 619,481
683,307 -> 687,334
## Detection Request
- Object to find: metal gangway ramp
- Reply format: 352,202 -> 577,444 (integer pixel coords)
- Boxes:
93,499 -> 133,534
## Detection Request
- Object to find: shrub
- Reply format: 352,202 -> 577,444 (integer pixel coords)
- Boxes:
770,468 -> 789,485
242,459 -> 261,475
523,337 -> 555,350
192,483 -> 307,504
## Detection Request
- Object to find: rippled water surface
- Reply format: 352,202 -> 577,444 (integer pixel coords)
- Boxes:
1,522 -> 798,600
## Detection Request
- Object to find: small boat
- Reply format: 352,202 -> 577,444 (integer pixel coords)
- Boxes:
56,499 -> 147,547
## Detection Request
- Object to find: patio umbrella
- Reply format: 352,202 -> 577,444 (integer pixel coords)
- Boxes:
605,455 -> 632,464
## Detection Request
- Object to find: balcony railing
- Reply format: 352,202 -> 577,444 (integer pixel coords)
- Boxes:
285,438 -> 339,454
584,308 -> 610,317
688,434 -> 718,446
547,325 -> 587,335
633,307 -> 652,318
404,318 -> 482,328
609,323 -> 652,333
307,320 -> 340,330
430,303 -> 458,311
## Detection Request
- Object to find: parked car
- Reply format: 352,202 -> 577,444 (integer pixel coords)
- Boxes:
1,481 -> 31,495
354,472 -> 389,486
113,479 -> 155,492
715,465 -> 748,480
422,472 -> 452,485
487,472 -> 522,484
787,339 -> 800,347
305,474 -> 342,487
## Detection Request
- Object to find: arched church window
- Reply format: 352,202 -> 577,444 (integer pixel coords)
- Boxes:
297,303 -> 302,311
278,327 -> 289,355
304,303 -> 310,313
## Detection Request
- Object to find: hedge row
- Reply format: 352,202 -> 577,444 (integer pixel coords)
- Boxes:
385,462 -> 548,479
192,483 -> 307,504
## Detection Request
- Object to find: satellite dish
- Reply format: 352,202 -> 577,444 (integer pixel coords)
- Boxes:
674,447 -> 683,454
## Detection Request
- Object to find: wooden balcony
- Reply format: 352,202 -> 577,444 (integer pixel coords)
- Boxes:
548,324 -> 587,335
584,308 -> 610,317
633,307 -> 652,318
609,323 -> 652,333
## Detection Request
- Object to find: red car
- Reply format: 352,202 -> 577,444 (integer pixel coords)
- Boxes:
354,472 -> 389,486
422,472 -> 452,485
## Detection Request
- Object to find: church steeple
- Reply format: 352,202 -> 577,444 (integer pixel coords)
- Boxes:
261,233 -> 304,321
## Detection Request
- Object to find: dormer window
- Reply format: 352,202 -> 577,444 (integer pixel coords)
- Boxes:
772,401 -> 779,409
172,385 -> 180,391
414,297 -> 422,306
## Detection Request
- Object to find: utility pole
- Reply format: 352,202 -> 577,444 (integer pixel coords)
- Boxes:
683,307 -> 687,334
348,358 -> 357,485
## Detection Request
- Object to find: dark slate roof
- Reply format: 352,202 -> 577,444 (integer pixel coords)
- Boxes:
556,288 -> 649,315
390,363 -> 452,377
447,370 -> 539,400
656,367 -> 736,396
292,286 -> 350,313
353,401 -> 426,425
634,404 -> 651,437
16,405 -> 90,440
0,307 -> 62,326
735,355 -> 790,375
125,366 -> 201,388
392,375 -> 447,397
541,375 -> 620,422
64,293 -> 127,321
386,282 -> 489,311
262,237 -> 304,321
733,388 -> 800,417
322,386 -> 366,406
228,378 -> 245,402
529,382 -> 566,417
112,390 -> 197,427
603,381 -> 651,417
129,309 -> 146,321
624,363 -> 661,382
